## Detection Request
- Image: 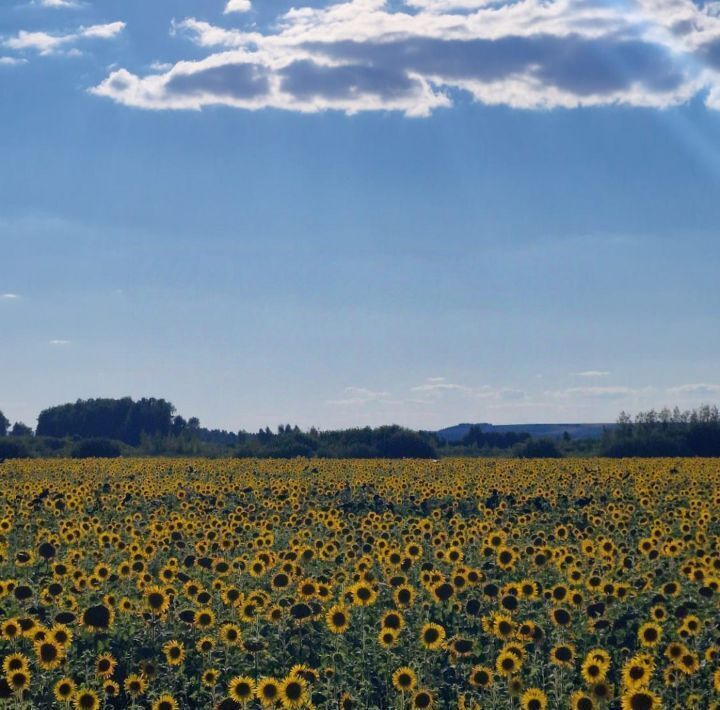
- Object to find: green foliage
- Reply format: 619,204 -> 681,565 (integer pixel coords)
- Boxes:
10,421 -> 33,437
518,437 -> 563,458
9,397 -> 720,460
0,438 -> 30,461
36,397 -> 175,445
601,405 -> 720,457
71,437 -> 123,459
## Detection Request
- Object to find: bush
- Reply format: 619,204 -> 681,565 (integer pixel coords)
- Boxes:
376,431 -> 437,459
0,439 -> 30,461
71,438 -> 122,459
37,437 -> 68,452
519,438 -> 562,458
602,435 -> 685,458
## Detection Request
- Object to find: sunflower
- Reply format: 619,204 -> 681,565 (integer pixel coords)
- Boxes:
7,668 -> 31,693
496,650 -> 520,676
581,658 -> 607,684
381,610 -> 404,631
289,664 -> 318,685
490,614 -> 515,640
419,622 -> 446,650
34,638 -> 64,670
326,603 -> 351,634
279,675 -> 309,709
496,546 -> 518,570
152,695 -> 179,710
393,584 -> 416,608
1,618 -> 21,641
144,585 -> 171,616
196,635 -> 216,653
469,665 -> 493,689
678,614 -> 701,638
590,681 -> 613,704
73,688 -> 100,710
1,653 -> 29,674
202,668 -> 220,688
412,689 -> 434,709
220,623 -> 242,645
256,677 -> 281,708
53,677 -> 76,703
50,623 -> 73,647
392,667 -> 417,693
95,652 -> 117,678
448,637 -> 473,657
550,607 -> 572,627
229,676 -> 256,703
570,691 -> 595,710
378,628 -> 399,648
621,658 -> 652,689
350,581 -> 377,607
550,643 -> 575,668
163,640 -> 185,666
194,607 -> 216,629
521,688 -> 547,710
124,673 -> 147,698
620,689 -> 661,710
637,622 -> 662,648
676,651 -> 699,675
82,604 -> 114,631
103,680 -> 120,698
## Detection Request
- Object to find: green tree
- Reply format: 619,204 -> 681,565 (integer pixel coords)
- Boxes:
10,422 -> 33,437
0,410 -> 8,437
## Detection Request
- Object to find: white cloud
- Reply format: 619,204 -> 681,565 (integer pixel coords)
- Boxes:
0,56 -> 28,66
225,0 -> 252,14
327,386 -> 390,405
1,293 -> 19,299
149,61 -> 173,73
92,0 -> 720,115
667,383 -> 720,396
411,381 -> 469,393
575,370 -> 610,378
4,21 -> 125,56
37,0 -> 80,7
49,339 -> 71,345
552,386 -> 635,400
410,379 -> 526,403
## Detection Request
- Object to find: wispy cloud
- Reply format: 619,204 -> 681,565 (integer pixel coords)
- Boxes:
4,21 -> 125,56
92,0 -> 720,115
574,370 -> 610,378
0,57 -> 28,66
1,293 -> 19,299
410,378 -> 526,402
667,383 -> 720,397
49,339 -> 71,345
224,0 -> 252,14
411,381 -> 469,393
327,386 -> 390,406
551,386 -> 635,400
36,0 -> 81,7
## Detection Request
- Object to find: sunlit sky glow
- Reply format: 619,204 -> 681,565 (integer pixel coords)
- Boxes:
1,0 -> 719,432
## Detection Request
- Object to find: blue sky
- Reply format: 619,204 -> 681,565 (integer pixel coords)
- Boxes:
1,0 -> 720,432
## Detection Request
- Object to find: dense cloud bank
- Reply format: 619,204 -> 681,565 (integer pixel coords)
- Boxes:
93,0 -> 720,114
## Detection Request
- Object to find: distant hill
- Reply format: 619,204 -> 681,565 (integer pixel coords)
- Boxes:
436,422 -> 614,442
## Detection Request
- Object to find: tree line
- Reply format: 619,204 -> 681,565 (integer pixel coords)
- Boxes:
600,404 -> 720,457
0,396 -> 565,460
2,397 -> 720,460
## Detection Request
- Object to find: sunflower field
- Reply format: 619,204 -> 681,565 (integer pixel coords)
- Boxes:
0,458 -> 718,710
